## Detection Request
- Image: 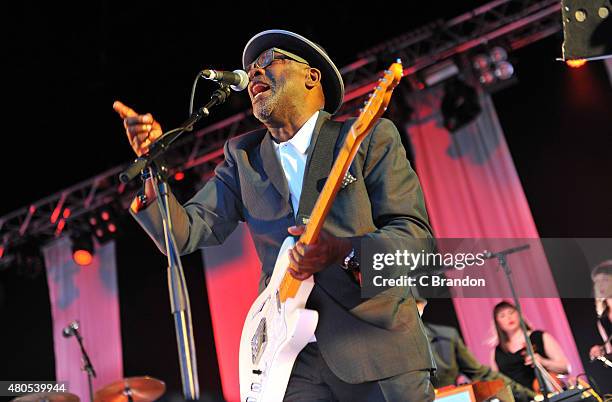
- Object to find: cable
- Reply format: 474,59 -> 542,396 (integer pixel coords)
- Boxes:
189,72 -> 201,116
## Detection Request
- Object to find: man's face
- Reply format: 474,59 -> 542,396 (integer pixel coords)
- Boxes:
246,48 -> 310,122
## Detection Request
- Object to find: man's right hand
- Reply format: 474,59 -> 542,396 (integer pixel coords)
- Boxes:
113,100 -> 163,156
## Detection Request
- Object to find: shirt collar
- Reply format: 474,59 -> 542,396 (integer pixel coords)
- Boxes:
273,111 -> 319,154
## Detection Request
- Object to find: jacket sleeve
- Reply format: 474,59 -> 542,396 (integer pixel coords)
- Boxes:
130,140 -> 244,255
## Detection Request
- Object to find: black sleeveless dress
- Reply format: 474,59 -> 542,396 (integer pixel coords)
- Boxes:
495,330 -> 547,388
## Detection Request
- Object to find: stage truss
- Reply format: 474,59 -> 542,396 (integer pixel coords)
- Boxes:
0,0 -> 561,263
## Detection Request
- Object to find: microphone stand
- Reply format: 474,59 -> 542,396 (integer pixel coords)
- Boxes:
119,84 -> 232,400
73,328 -> 96,402
486,244 -> 552,402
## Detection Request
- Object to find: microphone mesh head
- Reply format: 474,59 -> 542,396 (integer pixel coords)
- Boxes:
231,69 -> 249,92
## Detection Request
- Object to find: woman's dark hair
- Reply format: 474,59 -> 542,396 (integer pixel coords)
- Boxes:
493,300 -> 532,352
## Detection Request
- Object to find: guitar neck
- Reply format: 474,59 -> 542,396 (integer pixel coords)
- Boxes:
299,129 -> 359,245
278,128 -> 360,302
277,61 -> 404,303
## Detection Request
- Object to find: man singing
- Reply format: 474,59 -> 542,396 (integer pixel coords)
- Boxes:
114,30 -> 436,401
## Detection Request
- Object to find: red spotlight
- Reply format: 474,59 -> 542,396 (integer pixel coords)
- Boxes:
174,172 -> 185,181
73,250 -> 93,266
101,211 -> 110,221
566,59 -> 587,68
71,232 -> 94,266
108,223 -> 117,233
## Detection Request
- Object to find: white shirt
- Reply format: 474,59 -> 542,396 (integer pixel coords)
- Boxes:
272,111 -> 319,217
273,110 -> 319,342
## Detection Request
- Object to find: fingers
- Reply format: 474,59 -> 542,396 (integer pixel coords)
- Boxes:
123,113 -> 154,127
291,242 -> 325,267
113,100 -> 138,118
126,123 -> 153,136
288,267 -> 312,281
288,225 -> 305,236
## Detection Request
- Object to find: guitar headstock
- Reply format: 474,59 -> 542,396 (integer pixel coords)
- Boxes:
352,59 -> 404,141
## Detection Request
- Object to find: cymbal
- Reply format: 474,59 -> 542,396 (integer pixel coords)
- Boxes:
94,377 -> 165,402
11,392 -> 80,402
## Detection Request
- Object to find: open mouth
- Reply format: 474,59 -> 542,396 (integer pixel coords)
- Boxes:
251,82 -> 271,100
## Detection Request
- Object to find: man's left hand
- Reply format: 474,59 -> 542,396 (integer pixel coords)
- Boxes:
287,225 -> 352,281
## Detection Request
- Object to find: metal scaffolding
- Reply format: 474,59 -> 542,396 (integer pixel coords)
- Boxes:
0,0 -> 561,263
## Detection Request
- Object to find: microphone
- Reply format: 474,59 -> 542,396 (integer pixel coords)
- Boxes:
62,320 -> 79,338
201,69 -> 249,91
483,244 -> 530,260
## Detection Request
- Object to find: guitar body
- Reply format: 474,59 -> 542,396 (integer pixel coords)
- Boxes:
239,236 -> 318,402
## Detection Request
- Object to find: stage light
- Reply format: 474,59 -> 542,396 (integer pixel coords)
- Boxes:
494,61 -> 515,80
479,70 -> 496,85
73,250 -> 93,266
471,46 -> 516,92
86,202 -> 123,244
490,46 -> 508,63
441,78 -> 482,132
472,54 -> 491,71
174,172 -> 185,181
561,0 -> 612,61
566,59 -> 587,68
71,232 -> 94,266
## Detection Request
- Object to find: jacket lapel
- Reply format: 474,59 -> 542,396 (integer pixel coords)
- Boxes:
296,111 -> 339,224
303,110 -> 332,173
259,131 -> 290,203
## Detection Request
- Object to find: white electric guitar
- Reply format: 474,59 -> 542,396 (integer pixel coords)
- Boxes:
239,60 -> 404,402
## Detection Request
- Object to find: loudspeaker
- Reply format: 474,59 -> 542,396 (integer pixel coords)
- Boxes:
561,0 -> 612,60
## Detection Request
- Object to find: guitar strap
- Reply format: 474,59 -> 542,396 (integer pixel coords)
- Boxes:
296,117 -> 345,226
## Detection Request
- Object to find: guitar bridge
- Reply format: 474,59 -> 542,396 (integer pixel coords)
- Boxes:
251,318 -> 267,365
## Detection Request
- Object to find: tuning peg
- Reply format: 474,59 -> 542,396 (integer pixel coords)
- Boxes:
359,108 -> 364,113
379,78 -> 387,83
384,70 -> 391,74
396,58 -> 403,64
376,86 -> 382,91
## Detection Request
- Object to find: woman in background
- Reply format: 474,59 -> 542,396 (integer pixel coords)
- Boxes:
588,260 -> 612,361
491,301 -> 569,391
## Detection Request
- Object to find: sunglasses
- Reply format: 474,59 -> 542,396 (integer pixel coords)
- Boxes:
247,47 -> 309,72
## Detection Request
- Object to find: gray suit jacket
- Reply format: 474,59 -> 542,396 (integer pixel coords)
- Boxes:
131,110 -> 436,383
